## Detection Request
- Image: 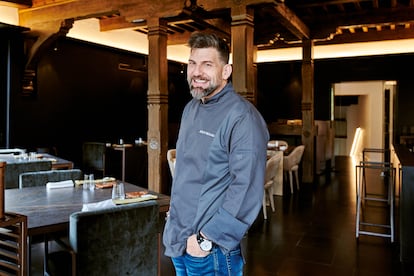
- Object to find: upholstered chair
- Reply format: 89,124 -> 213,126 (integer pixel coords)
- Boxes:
19,169 -> 83,188
4,160 -> 52,189
47,200 -> 160,276
82,142 -> 106,178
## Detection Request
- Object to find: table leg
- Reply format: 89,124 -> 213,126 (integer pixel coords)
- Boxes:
44,235 -> 49,275
121,148 -> 126,182
28,236 -> 32,276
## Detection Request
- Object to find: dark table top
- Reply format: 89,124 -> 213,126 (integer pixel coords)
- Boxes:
5,181 -> 170,236
40,153 -> 74,169
0,152 -> 74,170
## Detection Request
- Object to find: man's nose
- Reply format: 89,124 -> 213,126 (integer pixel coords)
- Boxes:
191,65 -> 202,76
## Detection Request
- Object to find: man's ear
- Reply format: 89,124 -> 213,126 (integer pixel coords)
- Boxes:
222,64 -> 232,80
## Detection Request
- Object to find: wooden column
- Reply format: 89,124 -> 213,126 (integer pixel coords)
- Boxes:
301,39 -> 315,183
231,6 -> 257,104
0,161 -> 5,219
146,18 -> 169,193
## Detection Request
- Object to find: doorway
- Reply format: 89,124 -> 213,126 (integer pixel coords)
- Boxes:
333,80 -> 396,162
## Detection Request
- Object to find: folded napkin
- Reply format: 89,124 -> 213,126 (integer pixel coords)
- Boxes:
113,194 -> 158,205
82,199 -> 116,212
95,181 -> 116,189
75,177 -> 116,186
46,180 -> 74,189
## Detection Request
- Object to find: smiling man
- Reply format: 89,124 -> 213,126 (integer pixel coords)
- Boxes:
163,31 -> 269,275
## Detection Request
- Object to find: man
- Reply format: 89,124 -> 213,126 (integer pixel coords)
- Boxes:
163,31 -> 269,275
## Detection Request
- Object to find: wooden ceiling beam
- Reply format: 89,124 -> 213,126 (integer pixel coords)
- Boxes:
18,0 -> 188,27
0,0 -> 30,8
272,2 -> 310,40
195,0 -> 276,11
316,25 -> 414,45
310,6 -> 414,39
99,15 -> 138,32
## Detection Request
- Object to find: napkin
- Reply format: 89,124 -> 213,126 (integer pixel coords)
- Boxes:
82,199 -> 116,212
75,177 -> 116,186
46,180 -> 74,189
113,194 -> 158,205
95,181 -> 116,189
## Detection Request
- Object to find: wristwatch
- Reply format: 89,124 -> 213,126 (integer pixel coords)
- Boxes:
196,232 -> 213,251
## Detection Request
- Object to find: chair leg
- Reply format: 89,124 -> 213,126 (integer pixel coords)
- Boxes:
262,196 -> 267,220
289,171 -> 294,193
268,188 -> 275,212
294,170 -> 300,190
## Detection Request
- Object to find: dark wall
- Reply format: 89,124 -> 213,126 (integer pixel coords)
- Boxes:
9,37 -> 190,169
0,30 -> 26,148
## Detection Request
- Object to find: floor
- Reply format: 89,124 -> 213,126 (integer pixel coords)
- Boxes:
31,156 -> 414,275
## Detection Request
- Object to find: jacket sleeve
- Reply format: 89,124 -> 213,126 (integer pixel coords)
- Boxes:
200,109 -> 269,252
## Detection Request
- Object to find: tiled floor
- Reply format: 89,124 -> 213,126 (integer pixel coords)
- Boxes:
31,156 -> 414,275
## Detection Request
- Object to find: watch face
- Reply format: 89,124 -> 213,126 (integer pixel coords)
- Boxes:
200,240 -> 212,251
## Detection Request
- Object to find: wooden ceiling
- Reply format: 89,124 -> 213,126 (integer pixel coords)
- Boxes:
2,0 -> 414,50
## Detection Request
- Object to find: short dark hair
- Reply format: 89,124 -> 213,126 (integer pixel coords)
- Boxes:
188,32 -> 230,64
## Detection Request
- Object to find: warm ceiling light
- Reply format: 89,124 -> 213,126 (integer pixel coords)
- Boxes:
390,24 -> 396,30
405,23 -> 410,28
349,27 -> 355,33
362,26 -> 368,32
376,25 -> 382,31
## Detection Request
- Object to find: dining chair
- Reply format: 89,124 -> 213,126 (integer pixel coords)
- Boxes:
283,145 -> 305,194
82,142 -> 106,178
4,160 -> 52,189
19,168 -> 84,267
0,161 -> 28,276
167,149 -> 176,178
263,153 -> 283,219
47,200 -> 160,276
19,169 -> 83,188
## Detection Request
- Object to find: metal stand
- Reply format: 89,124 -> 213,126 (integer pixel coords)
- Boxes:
355,160 -> 395,242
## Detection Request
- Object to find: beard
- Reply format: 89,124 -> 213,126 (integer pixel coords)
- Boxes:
189,85 -> 217,100
188,76 -> 219,100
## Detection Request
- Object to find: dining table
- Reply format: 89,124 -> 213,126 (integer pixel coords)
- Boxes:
40,153 -> 74,170
0,152 -> 74,170
5,181 -> 170,275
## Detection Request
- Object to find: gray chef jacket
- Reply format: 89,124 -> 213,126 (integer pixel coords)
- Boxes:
163,82 -> 269,257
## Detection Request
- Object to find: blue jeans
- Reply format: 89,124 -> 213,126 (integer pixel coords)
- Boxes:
171,245 -> 244,276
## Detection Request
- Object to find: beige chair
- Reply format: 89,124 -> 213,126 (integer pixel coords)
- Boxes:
167,149 -> 176,178
283,145 -> 305,194
263,153 -> 282,220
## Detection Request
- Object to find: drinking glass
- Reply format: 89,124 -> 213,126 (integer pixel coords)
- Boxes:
112,182 -> 125,200
83,174 -> 89,190
88,174 -> 95,191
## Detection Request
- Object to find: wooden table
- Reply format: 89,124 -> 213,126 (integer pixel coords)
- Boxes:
40,153 -> 74,170
5,182 -> 170,275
